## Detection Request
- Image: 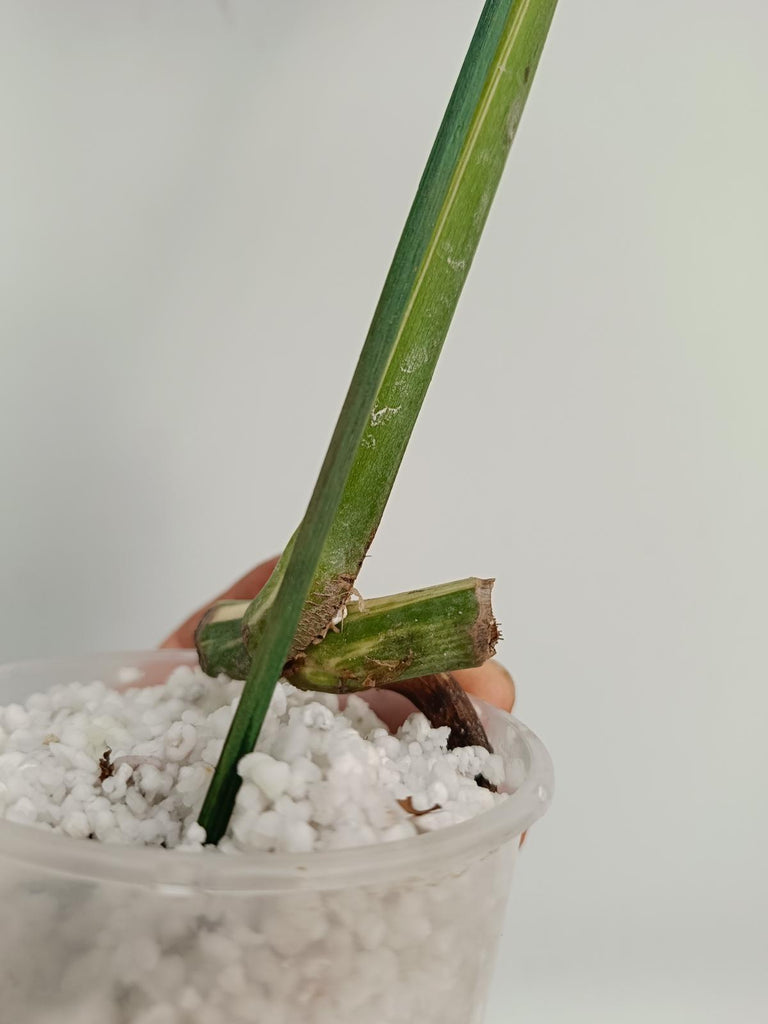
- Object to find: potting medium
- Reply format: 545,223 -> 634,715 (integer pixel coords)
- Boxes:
0,663 -> 507,852
0,652 -> 552,1024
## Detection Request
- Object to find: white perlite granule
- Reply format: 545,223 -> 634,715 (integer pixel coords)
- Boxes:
0,664 -> 505,851
0,666 -> 515,1024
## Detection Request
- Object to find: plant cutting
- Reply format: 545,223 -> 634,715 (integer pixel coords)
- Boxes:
0,3 -> 559,1023
196,0 -> 559,844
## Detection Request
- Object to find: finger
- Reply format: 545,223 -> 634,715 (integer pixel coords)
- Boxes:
452,661 -> 516,712
160,556 -> 280,649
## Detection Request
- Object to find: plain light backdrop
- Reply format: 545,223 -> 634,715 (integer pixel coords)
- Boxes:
1,2 -> 766,1021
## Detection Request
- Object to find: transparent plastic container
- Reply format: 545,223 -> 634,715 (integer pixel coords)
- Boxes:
0,650 -> 553,1024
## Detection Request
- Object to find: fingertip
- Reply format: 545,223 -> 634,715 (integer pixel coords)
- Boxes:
158,555 -> 281,650
159,630 -> 183,650
452,661 -> 516,712
217,556 -> 281,602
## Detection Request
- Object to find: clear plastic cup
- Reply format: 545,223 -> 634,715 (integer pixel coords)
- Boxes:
0,650 -> 553,1024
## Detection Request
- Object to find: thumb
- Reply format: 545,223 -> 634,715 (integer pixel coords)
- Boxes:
160,556 -> 280,649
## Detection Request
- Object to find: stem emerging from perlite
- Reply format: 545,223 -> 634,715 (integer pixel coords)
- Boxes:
198,0 -> 559,843
197,578 -> 499,689
386,674 -> 494,754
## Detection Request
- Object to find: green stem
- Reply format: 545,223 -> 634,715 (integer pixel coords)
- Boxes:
242,0 -> 559,658
197,578 -> 498,689
199,0 -> 558,844
288,576 -> 497,690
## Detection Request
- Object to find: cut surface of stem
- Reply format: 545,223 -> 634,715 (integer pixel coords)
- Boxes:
195,600 -> 252,680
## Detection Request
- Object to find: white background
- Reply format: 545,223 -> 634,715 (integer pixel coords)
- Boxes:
1,2 -> 766,1020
